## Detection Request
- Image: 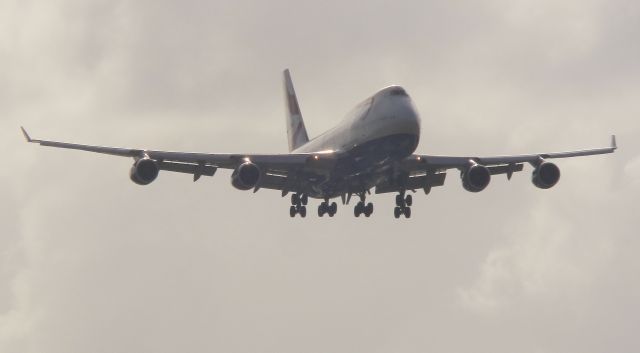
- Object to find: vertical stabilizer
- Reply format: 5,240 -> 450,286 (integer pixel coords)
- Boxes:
284,69 -> 309,151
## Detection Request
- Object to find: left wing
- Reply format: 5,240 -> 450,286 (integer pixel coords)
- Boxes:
404,135 -> 616,170
395,135 -> 617,192
21,127 -> 337,190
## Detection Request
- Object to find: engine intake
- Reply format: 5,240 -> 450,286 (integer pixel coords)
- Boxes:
130,158 -> 159,185
462,163 -> 491,192
231,162 -> 261,190
532,161 -> 560,189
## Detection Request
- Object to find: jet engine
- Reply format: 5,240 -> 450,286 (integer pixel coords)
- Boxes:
532,161 -> 560,189
231,162 -> 261,190
462,163 -> 491,192
130,158 -> 159,185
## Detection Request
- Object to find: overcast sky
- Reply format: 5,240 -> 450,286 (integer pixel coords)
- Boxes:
1,0 -> 639,352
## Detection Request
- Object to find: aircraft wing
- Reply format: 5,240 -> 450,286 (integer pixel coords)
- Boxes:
20,127 -> 337,188
403,135 -> 617,173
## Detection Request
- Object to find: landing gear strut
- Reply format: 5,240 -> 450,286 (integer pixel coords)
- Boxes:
289,193 -> 307,217
353,193 -> 374,218
318,199 -> 337,217
394,192 -> 412,219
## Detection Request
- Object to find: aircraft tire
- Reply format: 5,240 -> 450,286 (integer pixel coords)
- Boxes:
365,202 -> 373,217
290,206 -> 297,217
394,207 -> 401,219
404,207 -> 411,218
395,194 -> 403,207
319,202 -> 328,217
354,202 -> 363,217
405,195 -> 412,207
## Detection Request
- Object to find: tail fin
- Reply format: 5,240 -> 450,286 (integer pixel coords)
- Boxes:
283,69 -> 309,151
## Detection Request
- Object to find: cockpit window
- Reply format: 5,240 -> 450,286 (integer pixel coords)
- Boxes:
388,87 -> 408,97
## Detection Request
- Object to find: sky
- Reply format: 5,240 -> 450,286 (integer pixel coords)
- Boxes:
1,0 -> 639,352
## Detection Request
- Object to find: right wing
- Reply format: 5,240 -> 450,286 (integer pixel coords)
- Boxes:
21,127 -> 337,191
387,135 -> 617,193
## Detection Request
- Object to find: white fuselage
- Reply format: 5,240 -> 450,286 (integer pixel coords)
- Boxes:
291,86 -> 421,198
293,86 -> 421,156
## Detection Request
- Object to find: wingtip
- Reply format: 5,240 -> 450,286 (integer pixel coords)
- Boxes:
611,134 -> 617,149
20,126 -> 32,142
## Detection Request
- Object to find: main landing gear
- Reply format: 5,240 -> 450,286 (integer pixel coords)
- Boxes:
394,192 -> 412,219
289,193 -> 308,217
286,192 -> 412,219
318,200 -> 337,217
354,194 -> 374,218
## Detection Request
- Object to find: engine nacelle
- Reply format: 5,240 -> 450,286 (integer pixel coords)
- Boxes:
231,162 -> 261,190
532,161 -> 560,189
130,158 -> 159,185
462,163 -> 491,192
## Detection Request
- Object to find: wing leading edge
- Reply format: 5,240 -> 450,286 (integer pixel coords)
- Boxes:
412,135 -> 616,169
20,127 -> 337,189
392,135 -> 616,194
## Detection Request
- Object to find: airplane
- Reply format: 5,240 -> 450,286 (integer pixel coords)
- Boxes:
21,69 -> 617,219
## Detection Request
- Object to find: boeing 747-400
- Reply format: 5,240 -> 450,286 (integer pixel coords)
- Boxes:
22,69 -> 617,218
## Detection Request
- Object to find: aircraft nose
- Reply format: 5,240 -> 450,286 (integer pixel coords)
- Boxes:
379,85 -> 408,97
371,86 -> 420,134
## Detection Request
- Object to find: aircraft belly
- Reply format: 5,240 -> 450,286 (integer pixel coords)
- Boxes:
300,133 -> 418,198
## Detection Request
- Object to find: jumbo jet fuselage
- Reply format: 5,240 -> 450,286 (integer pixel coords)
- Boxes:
292,86 -> 420,198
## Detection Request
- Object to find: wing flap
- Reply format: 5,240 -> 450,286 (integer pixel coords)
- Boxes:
375,172 -> 446,194
488,163 -> 523,176
257,173 -> 288,191
157,161 -> 217,181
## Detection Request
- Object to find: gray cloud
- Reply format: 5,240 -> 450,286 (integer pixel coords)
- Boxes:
2,0 -> 639,352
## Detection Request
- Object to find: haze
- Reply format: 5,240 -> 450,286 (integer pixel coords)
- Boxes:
1,0 -> 639,352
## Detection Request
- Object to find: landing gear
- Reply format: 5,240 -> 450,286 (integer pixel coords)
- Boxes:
290,205 -> 306,217
318,201 -> 337,217
291,193 -> 308,206
289,193 -> 307,217
394,192 -> 412,218
353,194 -> 374,218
